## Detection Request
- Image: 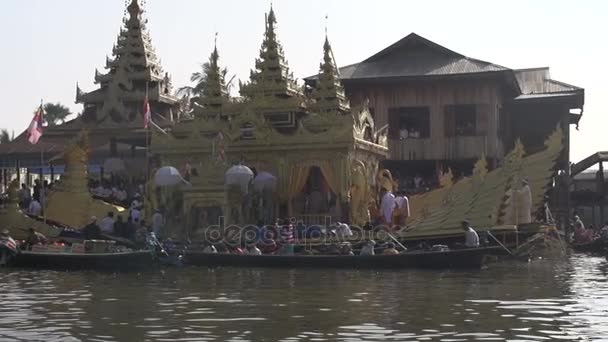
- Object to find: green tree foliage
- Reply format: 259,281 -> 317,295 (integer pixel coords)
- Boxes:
176,60 -> 234,102
43,102 -> 72,126
0,129 -> 14,144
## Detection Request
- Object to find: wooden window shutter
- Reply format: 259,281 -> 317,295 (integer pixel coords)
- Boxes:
477,104 -> 489,135
444,106 -> 455,137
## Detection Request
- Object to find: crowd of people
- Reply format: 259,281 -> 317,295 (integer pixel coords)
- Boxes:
88,175 -> 146,208
17,179 -> 53,216
396,174 -> 439,195
572,214 -> 608,245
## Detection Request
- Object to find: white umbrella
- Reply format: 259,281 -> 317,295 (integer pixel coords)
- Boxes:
225,164 -> 254,193
254,171 -> 277,191
154,166 -> 187,186
103,158 -> 126,173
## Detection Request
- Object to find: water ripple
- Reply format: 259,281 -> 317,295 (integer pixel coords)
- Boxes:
1,255 -> 608,340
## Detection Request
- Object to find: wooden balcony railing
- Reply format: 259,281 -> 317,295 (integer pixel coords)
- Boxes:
389,136 -> 493,160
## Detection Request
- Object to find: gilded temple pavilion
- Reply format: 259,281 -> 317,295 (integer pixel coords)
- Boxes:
152,6 -> 388,230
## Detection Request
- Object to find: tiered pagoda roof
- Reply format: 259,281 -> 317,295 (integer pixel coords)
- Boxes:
193,44 -> 231,117
239,5 -> 303,113
74,0 -> 178,128
310,37 -> 350,114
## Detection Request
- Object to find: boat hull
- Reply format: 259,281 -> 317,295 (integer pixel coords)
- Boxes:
184,247 -> 499,269
571,240 -> 606,254
9,250 -> 154,271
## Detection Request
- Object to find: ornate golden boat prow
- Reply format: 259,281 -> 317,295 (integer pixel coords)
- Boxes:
44,131 -> 126,228
0,131 -> 126,240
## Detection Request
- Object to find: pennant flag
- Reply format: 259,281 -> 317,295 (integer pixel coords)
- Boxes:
143,95 -> 151,129
27,105 -> 44,144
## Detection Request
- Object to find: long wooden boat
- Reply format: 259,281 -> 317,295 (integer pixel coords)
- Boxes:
9,250 -> 154,271
184,246 -> 500,269
571,239 -> 607,254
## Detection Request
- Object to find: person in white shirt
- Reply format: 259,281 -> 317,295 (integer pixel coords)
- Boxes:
130,207 -> 141,222
414,175 -> 423,189
152,209 -> 164,239
360,240 -> 376,255
462,220 -> 480,248
336,222 -> 353,238
516,179 -> 533,224
99,212 -> 116,235
394,192 -> 410,226
116,189 -> 127,202
380,191 -> 396,225
28,199 -> 42,216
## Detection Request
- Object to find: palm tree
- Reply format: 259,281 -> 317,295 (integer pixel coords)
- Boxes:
43,102 -> 72,126
176,56 -> 235,103
0,129 -> 13,144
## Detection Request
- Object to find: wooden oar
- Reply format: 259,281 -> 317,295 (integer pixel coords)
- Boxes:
487,231 -> 516,257
386,231 -> 408,252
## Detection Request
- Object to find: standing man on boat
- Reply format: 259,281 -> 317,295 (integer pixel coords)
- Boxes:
462,220 -> 480,248
99,212 -> 115,235
394,192 -> 410,227
381,190 -> 397,228
152,209 -> 164,240
517,179 -> 533,224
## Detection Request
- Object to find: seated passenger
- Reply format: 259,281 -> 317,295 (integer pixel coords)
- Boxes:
382,242 -> 399,255
360,240 -> 376,256
341,243 -> 354,256
24,228 -> 48,250
82,216 -> 102,240
259,239 -> 278,255
203,243 -> 218,254
247,244 -> 262,256
462,220 -> 480,248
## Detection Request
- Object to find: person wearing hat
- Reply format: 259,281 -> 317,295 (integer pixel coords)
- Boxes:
461,220 -> 479,248
0,229 -> 17,265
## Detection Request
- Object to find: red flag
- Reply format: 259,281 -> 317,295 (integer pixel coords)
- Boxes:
27,105 -> 43,144
143,95 -> 151,129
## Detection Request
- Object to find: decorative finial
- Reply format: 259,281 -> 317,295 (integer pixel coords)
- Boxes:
127,0 -> 142,18
325,14 -> 328,37
214,31 -> 218,49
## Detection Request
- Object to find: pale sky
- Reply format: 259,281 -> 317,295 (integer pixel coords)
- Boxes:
1,0 -> 606,162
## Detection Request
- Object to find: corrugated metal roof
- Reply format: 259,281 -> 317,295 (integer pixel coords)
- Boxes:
514,68 -> 582,95
311,33 -> 509,81
514,92 -> 580,100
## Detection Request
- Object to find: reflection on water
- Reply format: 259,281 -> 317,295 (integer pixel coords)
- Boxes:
1,254 -> 607,341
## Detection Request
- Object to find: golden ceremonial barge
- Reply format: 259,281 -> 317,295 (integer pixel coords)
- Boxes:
0,0 -> 591,269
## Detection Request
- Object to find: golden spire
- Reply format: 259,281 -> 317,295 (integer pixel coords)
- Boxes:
239,4 -> 301,101
310,31 -> 350,114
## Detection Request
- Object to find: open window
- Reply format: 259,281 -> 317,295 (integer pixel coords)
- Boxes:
388,107 -> 430,139
445,105 -> 480,137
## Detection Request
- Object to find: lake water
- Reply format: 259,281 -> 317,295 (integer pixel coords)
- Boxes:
1,253 -> 607,341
